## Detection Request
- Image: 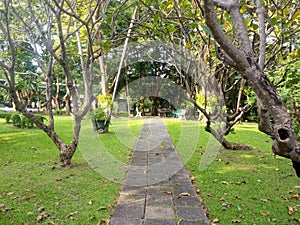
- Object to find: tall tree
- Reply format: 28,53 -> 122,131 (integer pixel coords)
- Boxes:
0,0 -> 111,166
201,0 -> 300,176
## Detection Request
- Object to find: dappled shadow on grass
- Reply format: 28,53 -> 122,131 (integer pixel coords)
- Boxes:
165,120 -> 300,224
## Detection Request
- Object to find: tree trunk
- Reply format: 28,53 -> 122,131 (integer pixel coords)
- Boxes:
64,91 -> 72,116
202,1 -> 300,177
59,143 -> 77,167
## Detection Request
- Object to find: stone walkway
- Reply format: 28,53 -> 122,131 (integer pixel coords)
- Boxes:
109,119 -> 210,225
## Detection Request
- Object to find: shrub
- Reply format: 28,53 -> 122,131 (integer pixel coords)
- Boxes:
0,111 -> 12,123
53,109 -> 67,115
8,113 -> 47,129
20,115 -> 34,128
5,114 -> 11,123
35,114 -> 47,124
11,113 -> 22,127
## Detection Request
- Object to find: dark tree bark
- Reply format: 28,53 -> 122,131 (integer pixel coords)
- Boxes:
202,0 -> 300,176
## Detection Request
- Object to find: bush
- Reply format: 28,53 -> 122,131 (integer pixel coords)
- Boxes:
53,109 -> 67,115
0,111 -> 12,122
20,115 -> 34,128
11,113 -> 22,127
5,114 -> 11,123
8,113 -> 47,129
35,114 -> 47,124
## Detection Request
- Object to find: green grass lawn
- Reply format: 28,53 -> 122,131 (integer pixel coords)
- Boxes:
0,117 -> 143,225
165,120 -> 300,225
1,117 -> 300,224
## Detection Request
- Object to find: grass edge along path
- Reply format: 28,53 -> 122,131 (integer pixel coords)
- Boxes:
0,117 -> 144,225
165,120 -> 300,225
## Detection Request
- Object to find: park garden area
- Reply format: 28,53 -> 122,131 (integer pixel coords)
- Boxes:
0,116 -> 299,224
0,0 -> 300,224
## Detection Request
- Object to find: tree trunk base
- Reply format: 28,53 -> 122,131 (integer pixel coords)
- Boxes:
59,144 -> 76,167
222,140 -> 253,150
292,161 -> 300,177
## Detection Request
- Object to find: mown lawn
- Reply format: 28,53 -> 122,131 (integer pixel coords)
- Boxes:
1,117 -> 299,225
0,116 -> 143,225
165,120 -> 300,225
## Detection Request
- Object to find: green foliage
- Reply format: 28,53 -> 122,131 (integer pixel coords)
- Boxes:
92,108 -> 107,121
35,114 -> 48,124
0,111 -> 11,120
8,112 -> 47,128
20,114 -> 34,128
97,94 -> 112,111
11,112 -> 22,127
53,109 -> 67,116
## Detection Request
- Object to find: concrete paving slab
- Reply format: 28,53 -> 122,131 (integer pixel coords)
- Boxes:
145,206 -> 175,220
110,217 -> 142,225
112,205 -> 145,219
176,206 -> 207,220
144,219 -> 177,225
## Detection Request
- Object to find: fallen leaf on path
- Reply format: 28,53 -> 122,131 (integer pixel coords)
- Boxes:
177,192 -> 191,198
163,191 -> 172,195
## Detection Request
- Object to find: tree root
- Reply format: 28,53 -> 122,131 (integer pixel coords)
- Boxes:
222,139 -> 253,150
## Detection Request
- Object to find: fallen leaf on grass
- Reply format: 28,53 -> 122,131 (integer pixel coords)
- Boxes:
232,219 -> 240,223
288,206 -> 297,215
100,219 -> 110,225
38,206 -> 45,212
291,194 -> 299,200
55,177 -> 64,181
294,186 -> 300,189
88,199 -> 93,205
260,211 -> 270,216
23,194 -> 36,200
66,211 -> 78,219
190,176 -> 195,182
97,206 -> 107,211
261,199 -> 269,203
0,204 -> 5,208
212,218 -> 220,223
221,181 -> 246,185
37,211 -> 50,222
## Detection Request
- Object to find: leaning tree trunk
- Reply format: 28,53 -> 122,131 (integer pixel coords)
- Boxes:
203,0 -> 300,176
